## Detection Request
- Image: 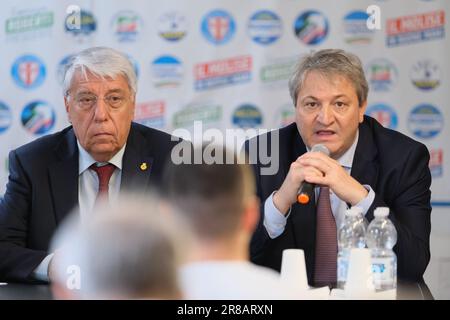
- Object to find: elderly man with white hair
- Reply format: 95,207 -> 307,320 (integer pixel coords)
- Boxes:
0,47 -> 181,283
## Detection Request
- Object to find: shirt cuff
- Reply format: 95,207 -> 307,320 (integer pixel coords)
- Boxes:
263,191 -> 291,239
354,185 -> 375,216
32,253 -> 54,282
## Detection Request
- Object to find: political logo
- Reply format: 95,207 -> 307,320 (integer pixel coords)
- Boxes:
232,104 -> 263,128
201,9 -> 236,45
21,100 -> 55,135
11,54 -> 46,89
151,55 -> 183,88
0,102 -> 12,134
366,103 -> 398,129
158,11 -> 188,41
248,10 -> 282,45
366,59 -> 398,91
111,11 -> 142,42
408,104 -> 443,139
294,10 -> 329,45
410,59 -> 440,90
343,10 -> 374,44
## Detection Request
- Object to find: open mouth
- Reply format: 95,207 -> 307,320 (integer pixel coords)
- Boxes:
315,130 -> 336,136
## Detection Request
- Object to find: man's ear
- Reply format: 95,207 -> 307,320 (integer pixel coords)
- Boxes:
359,100 -> 368,123
64,96 -> 72,124
241,196 -> 260,234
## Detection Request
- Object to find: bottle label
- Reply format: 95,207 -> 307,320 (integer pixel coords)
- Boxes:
337,256 -> 348,283
371,257 -> 396,289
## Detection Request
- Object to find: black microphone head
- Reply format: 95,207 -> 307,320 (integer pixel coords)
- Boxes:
311,144 -> 330,156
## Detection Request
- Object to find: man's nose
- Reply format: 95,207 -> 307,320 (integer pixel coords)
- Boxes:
93,97 -> 108,121
317,104 -> 334,125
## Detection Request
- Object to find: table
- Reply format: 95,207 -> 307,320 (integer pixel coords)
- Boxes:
0,280 -> 434,300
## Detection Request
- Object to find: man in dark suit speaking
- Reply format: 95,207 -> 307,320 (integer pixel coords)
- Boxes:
246,49 -> 431,288
0,47 -> 180,283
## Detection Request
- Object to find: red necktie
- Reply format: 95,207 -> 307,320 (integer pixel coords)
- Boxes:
313,186 -> 337,287
90,163 -> 116,203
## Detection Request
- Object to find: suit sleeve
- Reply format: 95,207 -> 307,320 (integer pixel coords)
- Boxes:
367,144 -> 431,281
0,150 -> 48,282
244,139 -> 273,264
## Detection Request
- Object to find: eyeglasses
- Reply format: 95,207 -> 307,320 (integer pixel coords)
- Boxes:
69,93 -> 130,111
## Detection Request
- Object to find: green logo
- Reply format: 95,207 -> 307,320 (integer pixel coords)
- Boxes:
6,10 -> 54,34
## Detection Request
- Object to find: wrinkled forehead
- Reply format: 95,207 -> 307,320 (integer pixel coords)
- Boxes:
69,68 -> 129,92
301,70 -> 357,94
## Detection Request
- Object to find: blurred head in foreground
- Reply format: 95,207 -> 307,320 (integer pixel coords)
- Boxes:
163,144 -> 259,260
50,194 -> 187,299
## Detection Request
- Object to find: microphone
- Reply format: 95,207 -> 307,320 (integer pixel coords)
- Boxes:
297,144 -> 330,204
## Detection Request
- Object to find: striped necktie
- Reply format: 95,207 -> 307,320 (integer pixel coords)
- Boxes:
313,186 -> 337,287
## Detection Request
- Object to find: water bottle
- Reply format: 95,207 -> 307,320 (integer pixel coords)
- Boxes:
337,206 -> 366,289
366,207 -> 397,291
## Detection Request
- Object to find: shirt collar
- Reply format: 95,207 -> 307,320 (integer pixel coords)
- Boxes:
336,130 -> 359,170
77,142 -> 126,175
306,130 -> 359,170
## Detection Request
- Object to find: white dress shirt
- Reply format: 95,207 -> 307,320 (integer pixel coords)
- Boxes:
180,261 -> 297,299
32,143 -> 126,282
263,131 -> 375,239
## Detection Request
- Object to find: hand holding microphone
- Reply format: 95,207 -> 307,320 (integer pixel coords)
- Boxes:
297,144 -> 330,204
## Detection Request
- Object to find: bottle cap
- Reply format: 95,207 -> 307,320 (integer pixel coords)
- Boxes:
374,207 -> 389,218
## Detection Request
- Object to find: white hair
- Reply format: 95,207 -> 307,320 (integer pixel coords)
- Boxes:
62,46 -> 137,96
50,194 -> 190,299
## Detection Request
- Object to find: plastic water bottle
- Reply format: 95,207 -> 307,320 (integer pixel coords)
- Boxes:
366,207 -> 397,291
337,207 -> 367,289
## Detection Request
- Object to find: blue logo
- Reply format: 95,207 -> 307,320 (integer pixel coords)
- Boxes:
11,54 -> 46,89
294,10 -> 329,45
201,9 -> 236,45
232,104 -> 263,128
410,59 -> 440,91
366,59 -> 398,92
158,11 -> 188,42
151,55 -> 183,88
248,10 -> 282,45
65,9 -> 96,38
343,10 -> 374,44
57,54 -> 75,84
21,101 -> 55,135
0,102 -> 12,134
408,104 -> 443,139
111,11 -> 142,42
366,104 -> 398,129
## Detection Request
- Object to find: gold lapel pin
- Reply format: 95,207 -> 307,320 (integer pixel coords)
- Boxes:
140,162 -> 148,171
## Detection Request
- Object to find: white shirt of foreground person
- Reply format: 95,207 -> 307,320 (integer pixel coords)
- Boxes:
32,142 -> 125,281
264,131 -> 375,239
180,261 -> 297,300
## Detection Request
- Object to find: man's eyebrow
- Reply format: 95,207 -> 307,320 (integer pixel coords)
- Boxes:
332,94 -> 350,99
300,95 -> 319,102
106,88 -> 126,94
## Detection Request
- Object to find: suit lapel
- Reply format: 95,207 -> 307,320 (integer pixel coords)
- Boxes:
351,120 -> 379,194
48,128 -> 79,223
120,126 -> 154,192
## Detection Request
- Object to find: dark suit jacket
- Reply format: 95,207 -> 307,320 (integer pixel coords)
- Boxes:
0,122 -> 180,282
246,116 -> 431,285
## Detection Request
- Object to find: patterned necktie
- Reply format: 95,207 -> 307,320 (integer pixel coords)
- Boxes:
90,163 -> 116,203
313,186 -> 337,287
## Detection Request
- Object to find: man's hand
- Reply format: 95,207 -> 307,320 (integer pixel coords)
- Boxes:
273,155 -> 324,215
273,151 -> 368,215
298,152 -> 368,205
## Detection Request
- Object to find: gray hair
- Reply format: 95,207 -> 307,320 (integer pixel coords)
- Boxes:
288,49 -> 368,107
63,46 -> 137,96
50,194 -> 188,299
